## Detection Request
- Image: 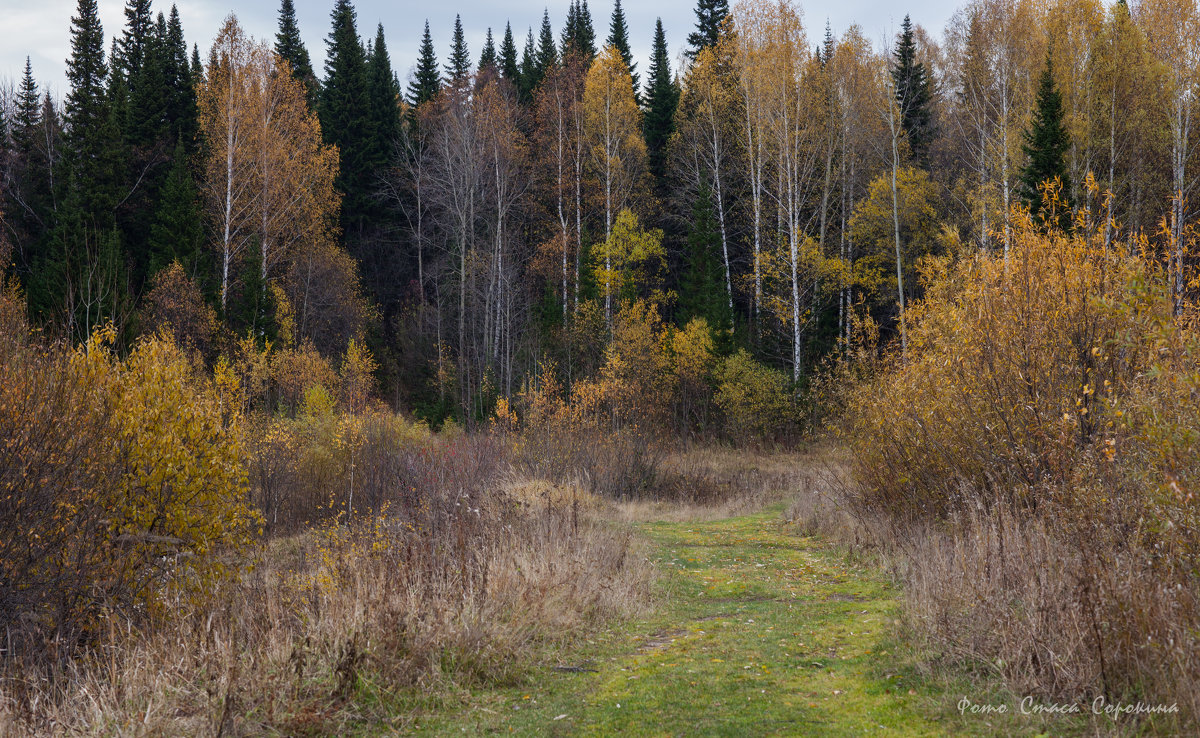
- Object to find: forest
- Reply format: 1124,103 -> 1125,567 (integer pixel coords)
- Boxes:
3,0 -> 1200,733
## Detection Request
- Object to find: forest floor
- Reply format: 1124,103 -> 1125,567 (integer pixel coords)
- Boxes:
394,503 -> 1107,737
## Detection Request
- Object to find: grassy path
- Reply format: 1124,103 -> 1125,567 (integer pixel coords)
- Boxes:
410,505 -> 959,736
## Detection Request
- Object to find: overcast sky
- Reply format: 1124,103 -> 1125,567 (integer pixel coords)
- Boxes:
1,0 -> 964,102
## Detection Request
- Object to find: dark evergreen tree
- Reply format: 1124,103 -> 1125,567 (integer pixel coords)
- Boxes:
446,14 -> 471,85
1020,52 -> 1072,225
561,0 -> 597,61
479,28 -> 498,73
320,0 -> 374,235
409,20 -> 441,107
518,28 -> 538,103
63,0 -> 119,231
6,60 -> 55,273
147,138 -> 204,278
499,22 -> 521,83
115,0 -> 153,79
367,23 -> 402,165
643,19 -> 678,184
680,187 -> 733,340
685,0 -> 729,61
190,43 -> 203,86
820,21 -> 835,67
125,13 -> 169,147
165,6 -> 198,148
13,58 -> 40,153
606,0 -> 639,97
891,15 -> 935,166
275,0 -> 319,107
535,9 -> 558,80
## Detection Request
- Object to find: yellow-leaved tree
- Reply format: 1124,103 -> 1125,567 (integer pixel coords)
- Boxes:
592,208 -> 667,309
584,45 -> 647,326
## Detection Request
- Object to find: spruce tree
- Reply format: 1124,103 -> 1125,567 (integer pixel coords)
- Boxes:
607,0 -> 639,97
7,60 -> 54,262
14,58 -> 40,154
115,0 -> 153,79
685,0 -> 729,61
446,14 -> 471,86
536,9 -> 558,80
500,22 -> 521,83
561,0 -> 597,61
321,0 -> 374,235
519,28 -> 538,103
409,20 -> 441,107
367,23 -> 401,165
275,0 -> 319,107
680,187 -> 733,339
126,13 -> 168,147
147,138 -> 204,278
1020,52 -> 1072,226
891,15 -> 935,166
190,44 -> 203,86
64,0 -> 118,230
165,6 -> 198,148
644,19 -> 678,184
479,28 -> 498,73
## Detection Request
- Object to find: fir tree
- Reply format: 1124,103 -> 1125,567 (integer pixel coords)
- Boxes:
685,0 -> 729,61
321,0 -> 374,234
409,20 -> 441,107
446,14 -> 471,86
479,28 -> 498,73
536,9 -> 558,80
115,0 -> 153,79
1020,51 -> 1072,225
499,22 -> 521,83
820,21 -> 835,67
165,6 -> 198,148
14,58 -> 40,154
519,28 -> 538,103
147,138 -> 203,278
190,43 -> 203,86
643,19 -> 678,184
561,0 -> 597,61
680,187 -> 733,339
125,12 -> 168,147
891,15 -> 935,166
275,0 -> 319,107
64,0 -> 120,233
607,0 -> 639,97
367,23 -> 402,165
65,0 -> 109,153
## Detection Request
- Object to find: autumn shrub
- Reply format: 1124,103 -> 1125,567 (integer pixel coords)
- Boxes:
0,320 -> 259,658
715,349 -> 799,443
844,213 -> 1200,725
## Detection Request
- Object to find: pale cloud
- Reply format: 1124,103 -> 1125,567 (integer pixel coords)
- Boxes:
0,0 -> 962,103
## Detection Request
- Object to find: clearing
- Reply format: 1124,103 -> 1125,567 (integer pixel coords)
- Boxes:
404,504 -> 1032,736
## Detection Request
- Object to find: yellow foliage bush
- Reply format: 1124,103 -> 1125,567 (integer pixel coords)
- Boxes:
715,349 -> 797,443
1,322 -> 260,648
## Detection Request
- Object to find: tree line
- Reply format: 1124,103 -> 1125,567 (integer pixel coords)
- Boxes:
1,0 -> 1198,427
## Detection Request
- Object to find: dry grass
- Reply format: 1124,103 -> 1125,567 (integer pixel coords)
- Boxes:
0,433 -> 653,737
612,444 -> 841,523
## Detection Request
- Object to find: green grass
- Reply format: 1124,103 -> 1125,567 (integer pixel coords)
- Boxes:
396,505 -> 1111,736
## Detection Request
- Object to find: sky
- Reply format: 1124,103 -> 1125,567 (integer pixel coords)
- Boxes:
0,0 -> 964,102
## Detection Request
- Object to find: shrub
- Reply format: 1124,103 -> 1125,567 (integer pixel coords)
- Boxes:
715,349 -> 797,442
844,212 -> 1200,724
0,325 -> 260,653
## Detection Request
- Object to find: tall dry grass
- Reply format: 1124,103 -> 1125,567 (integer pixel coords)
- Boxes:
0,429 -> 651,736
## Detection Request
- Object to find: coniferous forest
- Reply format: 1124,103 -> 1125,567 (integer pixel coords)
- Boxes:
5,0 -> 1200,733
